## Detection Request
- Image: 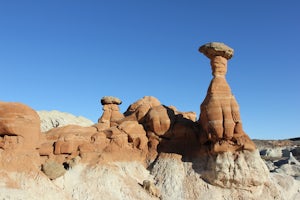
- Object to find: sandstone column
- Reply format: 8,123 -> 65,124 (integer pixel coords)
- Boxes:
198,42 -> 255,153
96,96 -> 124,130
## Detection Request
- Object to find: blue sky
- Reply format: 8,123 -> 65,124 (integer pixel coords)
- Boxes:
0,0 -> 299,139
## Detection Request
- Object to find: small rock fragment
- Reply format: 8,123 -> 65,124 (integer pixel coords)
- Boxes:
142,180 -> 161,198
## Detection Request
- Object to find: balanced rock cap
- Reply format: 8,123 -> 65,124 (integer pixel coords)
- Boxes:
101,96 -> 122,105
199,42 -> 234,60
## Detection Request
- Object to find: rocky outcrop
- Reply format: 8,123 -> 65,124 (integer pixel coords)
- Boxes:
1,152 -> 300,200
39,125 -> 98,162
194,42 -> 268,195
0,99 -> 299,199
95,96 -> 124,131
201,150 -> 270,189
36,96 -> 199,166
198,42 -> 256,153
254,139 -> 300,180
0,162 -> 158,200
0,102 -> 41,151
124,96 -> 161,121
149,152 -> 300,200
0,42 -> 299,199
0,102 -> 41,172
37,110 -> 94,132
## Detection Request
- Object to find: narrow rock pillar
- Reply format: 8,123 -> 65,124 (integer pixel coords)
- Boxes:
96,96 -> 124,130
198,42 -> 255,153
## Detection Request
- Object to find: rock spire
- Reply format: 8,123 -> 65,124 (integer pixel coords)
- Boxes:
97,96 -> 124,130
198,42 -> 256,153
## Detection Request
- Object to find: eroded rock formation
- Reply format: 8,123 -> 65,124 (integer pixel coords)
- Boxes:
35,95 -> 200,168
96,96 -> 124,130
1,43 -> 297,199
0,102 -> 41,172
198,42 -> 256,153
201,150 -> 270,189
0,102 -> 40,151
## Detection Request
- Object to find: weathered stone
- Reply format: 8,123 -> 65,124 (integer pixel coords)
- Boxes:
1,39 -> 300,199
91,132 -> 110,151
291,147 -> 300,157
260,147 -> 285,160
38,142 -> 54,156
144,105 -> 174,136
124,96 -> 161,121
198,42 -> 255,153
157,116 -> 201,156
0,102 -> 41,151
101,96 -> 122,105
199,42 -> 234,60
103,126 -> 128,148
142,180 -> 161,198
169,106 -> 197,121
201,150 -> 269,189
146,131 -> 160,162
97,104 -> 124,128
42,159 -> 66,180
151,153 -> 185,200
276,163 -> 300,178
117,121 -> 148,150
97,97 -> 124,129
37,110 -> 94,132
44,125 -> 97,156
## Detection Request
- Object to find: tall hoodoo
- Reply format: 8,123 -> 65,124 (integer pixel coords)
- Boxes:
97,96 -> 124,129
198,42 -> 256,153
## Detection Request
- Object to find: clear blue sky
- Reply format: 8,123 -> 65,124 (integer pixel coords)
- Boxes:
0,0 -> 299,139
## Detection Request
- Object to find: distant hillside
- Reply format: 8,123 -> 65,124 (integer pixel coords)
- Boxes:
37,110 -> 94,132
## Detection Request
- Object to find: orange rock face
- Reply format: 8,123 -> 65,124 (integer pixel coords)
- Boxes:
97,96 -> 124,130
0,102 -> 41,172
145,105 -> 174,136
41,125 -> 98,157
38,96 -> 200,165
0,102 -> 41,151
198,42 -> 256,153
124,96 -> 161,121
